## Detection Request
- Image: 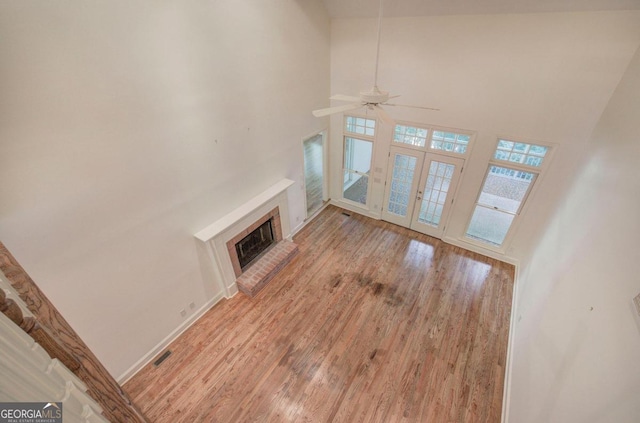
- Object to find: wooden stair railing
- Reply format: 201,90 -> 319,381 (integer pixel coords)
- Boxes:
0,241 -> 147,423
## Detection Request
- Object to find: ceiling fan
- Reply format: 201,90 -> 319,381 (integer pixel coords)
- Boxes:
312,0 -> 439,125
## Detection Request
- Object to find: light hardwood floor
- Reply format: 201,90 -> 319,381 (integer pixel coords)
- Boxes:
124,205 -> 514,422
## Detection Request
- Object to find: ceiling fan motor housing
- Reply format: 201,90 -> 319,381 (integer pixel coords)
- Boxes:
360,87 -> 389,104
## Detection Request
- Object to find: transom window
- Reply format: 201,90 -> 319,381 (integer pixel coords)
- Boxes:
345,116 -> 376,137
431,131 -> 470,154
393,123 -> 472,157
494,139 -> 548,168
394,125 -> 428,147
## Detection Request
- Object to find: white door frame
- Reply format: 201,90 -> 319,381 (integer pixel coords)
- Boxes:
302,129 -> 328,218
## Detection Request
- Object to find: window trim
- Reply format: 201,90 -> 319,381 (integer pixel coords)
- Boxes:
341,115 -> 376,208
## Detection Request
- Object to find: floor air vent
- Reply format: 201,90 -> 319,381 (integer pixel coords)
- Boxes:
153,350 -> 172,367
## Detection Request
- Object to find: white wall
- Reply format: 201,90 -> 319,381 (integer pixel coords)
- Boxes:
0,0 -> 330,380
508,45 -> 640,422
329,11 -> 640,261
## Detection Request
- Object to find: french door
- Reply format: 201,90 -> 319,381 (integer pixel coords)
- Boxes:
382,146 -> 464,239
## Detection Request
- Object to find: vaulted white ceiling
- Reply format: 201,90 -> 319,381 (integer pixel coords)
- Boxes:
322,0 -> 640,18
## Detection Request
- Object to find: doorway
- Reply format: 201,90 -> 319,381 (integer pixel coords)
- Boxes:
303,133 -> 326,217
382,146 -> 464,239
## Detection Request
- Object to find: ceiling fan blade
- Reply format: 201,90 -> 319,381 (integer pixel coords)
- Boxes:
384,103 -> 440,111
330,94 -> 362,102
388,94 -> 401,100
372,105 -> 395,126
312,103 -> 362,117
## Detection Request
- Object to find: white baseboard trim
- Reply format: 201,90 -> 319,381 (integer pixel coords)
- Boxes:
117,292 -> 226,384
329,199 -> 381,220
442,236 -> 519,266
500,263 -> 520,423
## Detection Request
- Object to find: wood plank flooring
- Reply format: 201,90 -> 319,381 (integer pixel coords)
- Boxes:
124,205 -> 514,422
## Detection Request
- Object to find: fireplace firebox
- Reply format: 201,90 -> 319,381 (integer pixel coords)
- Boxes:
235,219 -> 275,271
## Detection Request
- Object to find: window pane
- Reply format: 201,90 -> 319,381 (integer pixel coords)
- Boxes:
345,116 -> 376,137
393,124 -> 428,147
343,174 -> 369,205
529,145 -> 548,156
494,139 -> 548,167
498,140 -> 514,150
430,130 -> 471,155
513,143 -> 528,153
466,206 -> 514,246
344,138 -> 372,173
466,165 -> 536,246
480,166 -> 535,213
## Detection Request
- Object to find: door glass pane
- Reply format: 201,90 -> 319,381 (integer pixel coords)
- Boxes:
386,154 -> 417,217
466,165 -> 536,245
343,137 -> 373,205
418,161 -> 455,227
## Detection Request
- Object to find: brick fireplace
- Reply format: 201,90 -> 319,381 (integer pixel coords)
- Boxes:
194,179 -> 298,299
224,207 -> 299,297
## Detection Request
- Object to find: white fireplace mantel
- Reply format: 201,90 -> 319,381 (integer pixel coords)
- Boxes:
194,179 -> 295,299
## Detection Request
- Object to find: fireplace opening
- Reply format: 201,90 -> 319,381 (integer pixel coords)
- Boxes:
235,219 -> 275,271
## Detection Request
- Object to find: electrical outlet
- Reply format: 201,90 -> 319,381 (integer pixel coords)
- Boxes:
180,309 -> 186,317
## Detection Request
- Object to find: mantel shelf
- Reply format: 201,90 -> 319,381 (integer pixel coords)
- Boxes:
194,179 -> 295,243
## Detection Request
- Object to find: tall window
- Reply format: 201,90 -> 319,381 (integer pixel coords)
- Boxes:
465,139 -> 550,247
343,117 -> 375,205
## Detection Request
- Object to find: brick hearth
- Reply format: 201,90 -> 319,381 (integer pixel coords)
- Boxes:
236,240 -> 299,297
